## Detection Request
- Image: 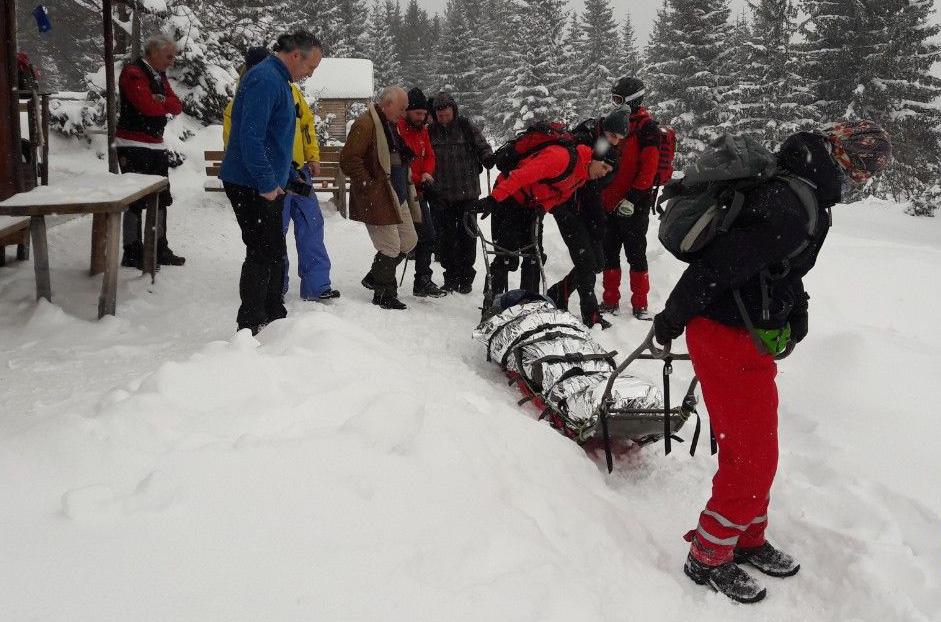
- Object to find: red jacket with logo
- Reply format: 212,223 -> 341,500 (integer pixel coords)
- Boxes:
397,118 -> 436,186
600,106 -> 660,212
491,144 -> 594,212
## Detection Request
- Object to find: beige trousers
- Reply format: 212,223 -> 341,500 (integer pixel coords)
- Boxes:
366,201 -> 418,258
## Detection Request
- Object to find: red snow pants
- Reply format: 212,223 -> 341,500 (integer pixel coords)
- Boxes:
684,316 -> 779,566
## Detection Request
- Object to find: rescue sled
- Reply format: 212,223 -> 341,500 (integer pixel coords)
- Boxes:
474,291 -> 704,471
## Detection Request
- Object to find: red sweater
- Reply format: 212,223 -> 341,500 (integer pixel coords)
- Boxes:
397,118 -> 436,186
600,107 -> 660,212
492,144 -> 593,212
115,62 -> 183,144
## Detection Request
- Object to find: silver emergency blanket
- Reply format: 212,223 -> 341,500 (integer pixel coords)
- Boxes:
474,300 -> 673,443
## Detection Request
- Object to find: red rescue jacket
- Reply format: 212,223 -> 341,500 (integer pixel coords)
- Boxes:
600,106 -> 660,212
491,144 -> 594,212
397,118 -> 436,187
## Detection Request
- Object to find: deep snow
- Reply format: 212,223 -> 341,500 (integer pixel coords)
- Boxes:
0,125 -> 939,621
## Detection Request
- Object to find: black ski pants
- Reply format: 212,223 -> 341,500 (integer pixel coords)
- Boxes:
488,200 -> 544,296
117,146 -> 172,250
413,196 -> 436,283
431,198 -> 478,288
549,199 -> 605,320
224,182 -> 288,331
603,201 -> 650,273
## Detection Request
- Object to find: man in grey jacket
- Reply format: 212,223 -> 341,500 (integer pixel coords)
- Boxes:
428,92 -> 494,294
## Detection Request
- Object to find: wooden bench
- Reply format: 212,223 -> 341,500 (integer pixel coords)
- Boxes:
0,216 -> 30,267
204,148 -> 349,216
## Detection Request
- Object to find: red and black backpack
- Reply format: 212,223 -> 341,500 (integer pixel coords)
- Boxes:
493,121 -> 578,185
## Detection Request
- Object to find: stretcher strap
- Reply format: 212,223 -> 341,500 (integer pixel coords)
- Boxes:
498,323 -> 586,368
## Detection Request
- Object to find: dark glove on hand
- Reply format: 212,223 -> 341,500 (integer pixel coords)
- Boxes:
476,196 -> 500,219
420,180 -> 439,202
627,188 -> 651,208
653,311 -> 684,348
481,153 -> 496,170
789,310 -> 808,345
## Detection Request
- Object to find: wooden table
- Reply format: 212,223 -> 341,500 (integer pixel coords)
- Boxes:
0,173 -> 168,318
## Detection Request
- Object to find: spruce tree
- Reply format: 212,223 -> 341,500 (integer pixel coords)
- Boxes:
577,0 -> 619,118
559,11 -> 585,125
845,0 -> 941,206
731,0 -> 817,146
644,0 -> 733,160
332,0 -> 370,58
365,0 -> 403,90
434,0 -> 477,113
618,12 -> 641,82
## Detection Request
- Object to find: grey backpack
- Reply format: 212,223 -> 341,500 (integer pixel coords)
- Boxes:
658,134 -> 818,263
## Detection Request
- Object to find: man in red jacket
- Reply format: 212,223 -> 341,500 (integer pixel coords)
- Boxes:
397,88 -> 445,298
478,142 -> 612,296
116,33 -> 185,269
599,77 -> 661,320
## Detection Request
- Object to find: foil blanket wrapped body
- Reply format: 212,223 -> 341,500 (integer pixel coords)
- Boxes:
474,301 -> 686,443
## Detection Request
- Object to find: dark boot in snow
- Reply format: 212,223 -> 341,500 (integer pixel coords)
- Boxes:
157,244 -> 186,266
734,542 -> 800,578
583,310 -> 612,330
121,242 -> 143,269
413,277 -> 447,298
684,553 -> 767,604
373,290 -> 407,310
632,307 -> 653,321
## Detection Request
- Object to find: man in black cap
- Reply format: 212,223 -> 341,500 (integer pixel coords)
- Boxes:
398,87 -> 446,297
428,91 -> 494,294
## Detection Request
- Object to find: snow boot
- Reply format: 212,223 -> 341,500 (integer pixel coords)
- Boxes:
632,307 -> 653,321
599,301 -> 619,315
121,241 -> 143,269
684,553 -> 767,604
413,277 -> 447,298
157,243 -> 186,266
734,542 -> 800,578
373,290 -> 407,310
547,276 -> 571,311
305,288 -> 341,301
457,281 -> 473,295
583,310 -> 612,330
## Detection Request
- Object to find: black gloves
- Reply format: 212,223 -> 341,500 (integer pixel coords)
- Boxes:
476,196 -> 500,219
420,180 -> 439,202
653,311 -> 685,348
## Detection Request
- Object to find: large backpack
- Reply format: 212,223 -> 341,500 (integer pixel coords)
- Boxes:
658,133 -> 819,263
657,134 -> 823,350
493,121 -> 578,184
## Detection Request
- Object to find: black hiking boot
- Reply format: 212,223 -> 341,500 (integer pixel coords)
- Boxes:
684,553 -> 767,604
583,311 -> 612,330
457,282 -> 473,295
121,242 -> 143,269
361,272 -> 376,290
413,277 -> 447,298
734,542 -> 800,578
632,307 -> 653,321
599,301 -> 619,315
373,290 -> 407,310
157,245 -> 186,266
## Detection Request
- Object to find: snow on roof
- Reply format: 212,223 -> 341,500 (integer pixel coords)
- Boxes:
303,58 -> 374,101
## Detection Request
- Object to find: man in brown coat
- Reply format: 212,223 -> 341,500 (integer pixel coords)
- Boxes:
340,86 -> 420,310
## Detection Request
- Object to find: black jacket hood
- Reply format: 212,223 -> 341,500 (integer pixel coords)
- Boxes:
777,132 -> 844,208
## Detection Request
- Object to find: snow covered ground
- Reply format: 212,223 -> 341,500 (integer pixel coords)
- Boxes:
1,126 -> 939,621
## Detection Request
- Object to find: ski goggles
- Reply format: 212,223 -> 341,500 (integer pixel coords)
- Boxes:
611,89 -> 645,106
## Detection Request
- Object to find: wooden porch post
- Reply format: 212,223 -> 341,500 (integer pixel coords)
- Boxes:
91,0 -> 119,275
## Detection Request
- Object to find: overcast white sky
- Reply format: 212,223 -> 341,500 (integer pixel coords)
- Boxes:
415,0 -> 748,46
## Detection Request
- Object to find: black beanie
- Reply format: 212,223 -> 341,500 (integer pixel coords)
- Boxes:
602,107 -> 631,137
407,87 -> 428,111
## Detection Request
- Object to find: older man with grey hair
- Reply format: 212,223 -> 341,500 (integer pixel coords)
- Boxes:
116,32 -> 185,268
340,86 -> 422,310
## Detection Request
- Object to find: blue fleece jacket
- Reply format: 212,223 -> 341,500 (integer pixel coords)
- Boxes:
220,55 -> 295,194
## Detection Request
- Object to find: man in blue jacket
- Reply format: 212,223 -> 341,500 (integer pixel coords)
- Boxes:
220,31 -> 322,335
